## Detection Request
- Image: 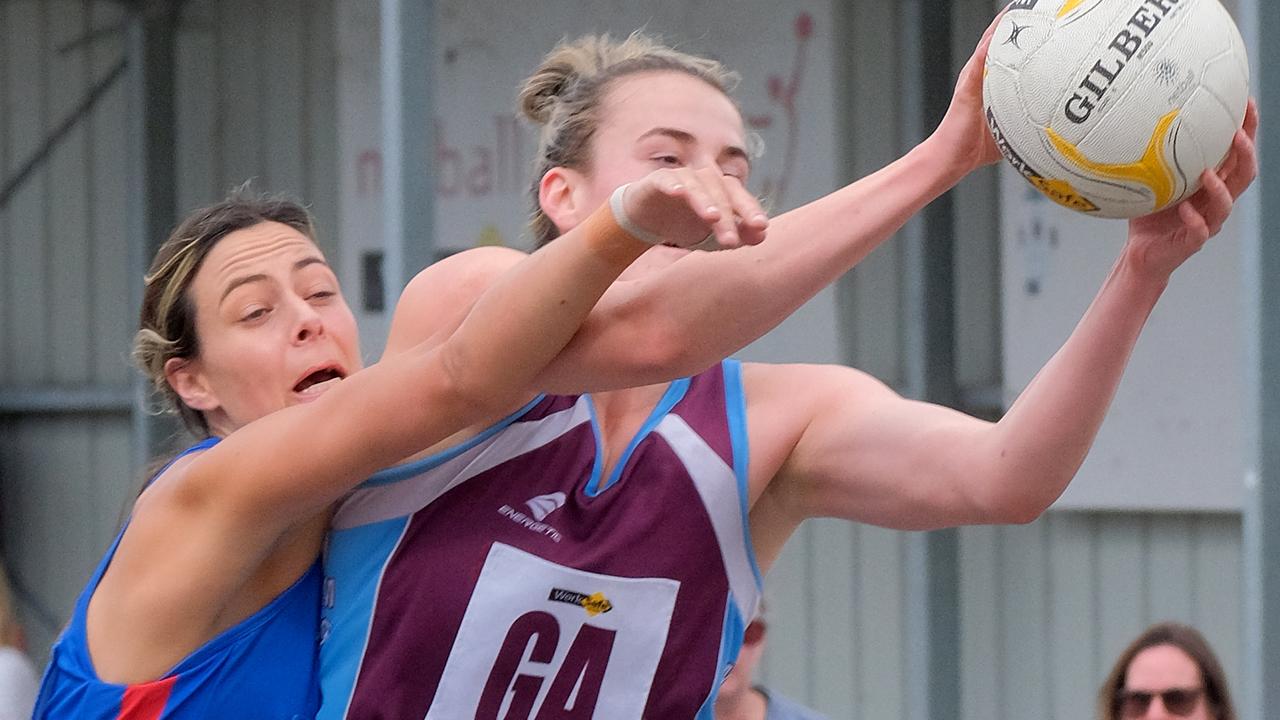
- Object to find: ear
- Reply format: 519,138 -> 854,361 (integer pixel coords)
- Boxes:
538,166 -> 592,236
164,356 -> 220,413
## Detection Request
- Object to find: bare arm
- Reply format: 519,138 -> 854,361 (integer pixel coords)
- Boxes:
385,121 -> 987,393
758,258 -> 1171,532
386,249 -> 672,383
189,206 -> 659,537
126,170 -> 760,590
533,14 -> 1008,391
536,142 -> 977,391
387,15 -> 1005,392
753,119 -> 1258,543
386,135 -> 977,392
86,200 -> 664,682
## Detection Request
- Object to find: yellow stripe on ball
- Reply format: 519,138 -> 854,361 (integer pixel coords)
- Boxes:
1057,0 -> 1087,19
1045,109 -> 1180,211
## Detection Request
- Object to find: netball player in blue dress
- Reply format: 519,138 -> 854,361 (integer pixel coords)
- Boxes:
317,18 -> 1259,720
34,174 -> 765,720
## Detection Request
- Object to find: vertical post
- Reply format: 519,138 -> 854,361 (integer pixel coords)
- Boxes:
920,0 -> 962,712
902,2 -> 962,720
379,0 -> 435,304
1243,1 -> 1275,718
126,0 -> 179,469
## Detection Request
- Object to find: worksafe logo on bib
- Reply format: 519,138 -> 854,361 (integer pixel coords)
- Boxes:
549,587 -> 614,617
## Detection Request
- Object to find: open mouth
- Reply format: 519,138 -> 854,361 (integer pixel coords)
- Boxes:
293,366 -> 346,395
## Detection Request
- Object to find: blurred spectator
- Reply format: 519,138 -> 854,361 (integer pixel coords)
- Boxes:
1098,622 -> 1236,720
715,610 -> 828,720
0,561 -> 38,720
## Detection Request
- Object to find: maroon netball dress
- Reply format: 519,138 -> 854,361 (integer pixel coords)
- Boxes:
318,360 -> 762,719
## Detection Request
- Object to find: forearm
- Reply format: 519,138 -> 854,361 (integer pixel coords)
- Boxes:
975,255 -> 1169,520
600,140 -> 969,369
411,144 -> 969,395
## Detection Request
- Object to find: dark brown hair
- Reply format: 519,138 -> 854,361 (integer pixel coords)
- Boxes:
517,32 -> 740,247
1097,622 -> 1236,720
132,188 -> 318,437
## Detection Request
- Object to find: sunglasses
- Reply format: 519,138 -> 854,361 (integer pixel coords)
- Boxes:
1116,687 -> 1203,717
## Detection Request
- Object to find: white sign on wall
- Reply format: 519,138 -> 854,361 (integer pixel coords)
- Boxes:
337,0 -> 842,365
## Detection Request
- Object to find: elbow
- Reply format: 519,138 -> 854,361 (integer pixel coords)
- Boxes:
646,315 -> 722,378
979,476 -> 1064,525
602,279 -> 727,382
618,312 -> 713,382
645,335 -> 700,379
432,342 -> 505,421
998,500 -> 1049,526
966,440 -> 1078,525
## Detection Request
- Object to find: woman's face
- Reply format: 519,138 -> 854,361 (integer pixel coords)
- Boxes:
1119,644 -> 1211,720
576,70 -> 751,228
168,221 -> 361,436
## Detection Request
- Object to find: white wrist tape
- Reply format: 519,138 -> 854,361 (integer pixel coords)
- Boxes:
609,184 -> 667,246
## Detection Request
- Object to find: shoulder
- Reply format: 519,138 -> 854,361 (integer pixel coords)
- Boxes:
400,246 -> 528,299
739,361 -> 895,420
129,449 -> 203,518
740,361 -> 889,391
387,246 -> 531,356
132,441 -> 220,515
735,362 -> 901,527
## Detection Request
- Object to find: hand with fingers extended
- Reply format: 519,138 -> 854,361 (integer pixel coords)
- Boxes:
615,166 -> 769,250
924,9 -> 1007,175
1124,99 -> 1259,281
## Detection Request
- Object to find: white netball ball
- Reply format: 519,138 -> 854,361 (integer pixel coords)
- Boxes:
983,0 -> 1249,218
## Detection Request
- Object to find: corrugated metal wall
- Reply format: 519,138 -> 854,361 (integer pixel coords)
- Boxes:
961,513 -> 1241,720
759,513 -> 1241,719
0,0 -> 135,663
756,3 -> 923,716
0,0 -> 337,662
173,0 -> 339,258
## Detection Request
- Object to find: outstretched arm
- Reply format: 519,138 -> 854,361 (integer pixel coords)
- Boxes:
86,196 -> 667,684
542,14 -> 1006,390
387,13 -> 1006,392
193,179 -> 754,533
754,111 -> 1258,544
540,140 -> 981,390
118,172 -> 760,609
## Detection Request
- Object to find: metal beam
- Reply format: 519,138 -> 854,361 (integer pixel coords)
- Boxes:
380,0 -> 436,302
0,59 -> 128,210
126,1 -> 180,466
1243,1 -> 1277,717
0,387 -> 133,415
138,1 -> 177,255
901,2 -> 962,719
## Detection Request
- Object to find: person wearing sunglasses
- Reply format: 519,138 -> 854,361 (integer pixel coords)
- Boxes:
1098,622 -> 1237,720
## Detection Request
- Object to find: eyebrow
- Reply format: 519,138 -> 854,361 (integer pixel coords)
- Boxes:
219,256 -> 330,304
636,126 -> 750,166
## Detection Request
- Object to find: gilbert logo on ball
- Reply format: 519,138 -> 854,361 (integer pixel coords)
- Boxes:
983,0 -> 1249,219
